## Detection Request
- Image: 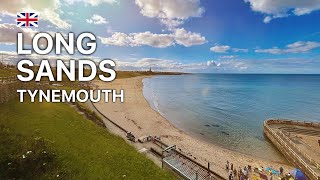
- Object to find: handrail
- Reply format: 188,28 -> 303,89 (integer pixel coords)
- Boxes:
155,139 -> 225,180
266,119 -> 320,128
264,121 -> 319,180
278,130 -> 320,170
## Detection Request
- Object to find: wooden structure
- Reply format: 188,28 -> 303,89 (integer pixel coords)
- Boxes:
264,119 -> 320,180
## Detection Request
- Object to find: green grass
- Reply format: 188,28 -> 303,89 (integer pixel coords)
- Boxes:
0,68 -> 18,77
0,99 -> 175,179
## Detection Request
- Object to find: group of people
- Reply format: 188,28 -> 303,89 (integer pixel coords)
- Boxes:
226,161 -> 251,180
225,160 -> 292,180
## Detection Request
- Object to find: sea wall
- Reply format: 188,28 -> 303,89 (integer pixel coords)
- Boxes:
263,119 -> 320,180
265,119 -> 320,129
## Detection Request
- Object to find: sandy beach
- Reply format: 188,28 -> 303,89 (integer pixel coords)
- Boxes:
94,76 -> 293,177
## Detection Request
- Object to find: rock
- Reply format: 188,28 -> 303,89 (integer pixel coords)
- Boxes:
221,131 -> 230,135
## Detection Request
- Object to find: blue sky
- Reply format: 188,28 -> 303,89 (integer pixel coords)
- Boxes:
0,0 -> 320,73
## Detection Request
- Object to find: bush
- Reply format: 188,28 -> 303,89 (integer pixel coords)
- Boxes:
0,126 -> 58,179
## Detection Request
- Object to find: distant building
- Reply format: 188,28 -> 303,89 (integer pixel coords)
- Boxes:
148,67 -> 152,72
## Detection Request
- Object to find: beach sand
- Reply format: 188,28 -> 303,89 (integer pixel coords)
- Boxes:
94,76 -> 293,177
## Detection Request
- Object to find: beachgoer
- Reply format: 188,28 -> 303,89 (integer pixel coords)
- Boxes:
279,167 -> 284,175
226,161 -> 230,171
231,163 -> 234,171
269,175 -> 273,180
229,169 -> 233,176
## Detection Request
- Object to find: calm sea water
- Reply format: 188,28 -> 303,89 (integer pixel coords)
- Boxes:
143,74 -> 320,161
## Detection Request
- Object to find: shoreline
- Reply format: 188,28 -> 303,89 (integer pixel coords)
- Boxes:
142,76 -> 287,164
142,76 -> 289,163
93,76 -> 293,177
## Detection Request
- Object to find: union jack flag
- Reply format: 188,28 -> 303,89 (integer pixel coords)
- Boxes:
16,12 -> 38,27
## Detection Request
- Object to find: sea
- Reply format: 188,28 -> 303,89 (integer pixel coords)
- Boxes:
143,74 -> 320,162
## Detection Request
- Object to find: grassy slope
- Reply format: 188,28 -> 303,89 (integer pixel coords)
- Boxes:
0,99 -> 175,179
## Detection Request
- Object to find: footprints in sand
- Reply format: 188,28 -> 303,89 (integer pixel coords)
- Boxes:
161,135 -> 183,141
125,116 -> 142,130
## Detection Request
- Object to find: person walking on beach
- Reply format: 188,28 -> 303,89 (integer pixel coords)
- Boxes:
226,161 -> 230,171
279,167 -> 284,176
229,172 -> 234,180
231,163 -> 234,171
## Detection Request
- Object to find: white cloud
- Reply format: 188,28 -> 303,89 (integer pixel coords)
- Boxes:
210,45 -> 231,53
64,0 -> 118,6
233,48 -> 249,53
207,60 -> 219,67
210,45 -> 249,53
245,0 -> 320,23
219,55 -> 236,59
255,41 -> 320,54
99,32 -> 134,47
173,28 -> 206,47
115,58 -> 252,72
0,24 -> 36,45
116,58 -> 211,71
99,32 -> 174,48
263,16 -> 272,23
133,32 -> 174,48
160,19 -> 184,29
86,14 -> 108,25
99,29 -> 206,48
135,0 -> 204,28
0,0 -> 71,29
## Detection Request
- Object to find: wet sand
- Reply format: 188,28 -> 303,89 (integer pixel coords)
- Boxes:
94,76 -> 293,177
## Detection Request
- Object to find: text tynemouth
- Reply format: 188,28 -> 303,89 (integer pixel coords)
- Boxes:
16,32 -> 124,103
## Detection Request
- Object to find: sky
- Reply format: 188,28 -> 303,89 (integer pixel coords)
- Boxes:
0,0 -> 320,73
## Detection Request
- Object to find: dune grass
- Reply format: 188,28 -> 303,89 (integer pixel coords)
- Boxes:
0,99 -> 175,179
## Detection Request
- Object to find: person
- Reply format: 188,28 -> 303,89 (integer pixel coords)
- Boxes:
279,167 -> 284,176
234,169 -> 237,178
231,163 -> 234,171
243,167 -> 248,179
226,161 -> 230,171
229,173 -> 233,180
240,174 -> 244,180
229,169 -> 233,177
